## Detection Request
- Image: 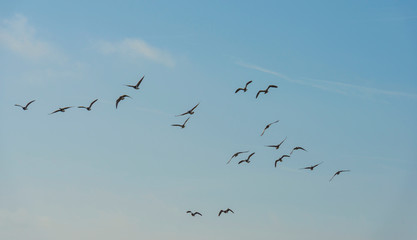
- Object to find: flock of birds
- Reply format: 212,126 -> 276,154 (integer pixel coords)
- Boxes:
14,75 -> 350,218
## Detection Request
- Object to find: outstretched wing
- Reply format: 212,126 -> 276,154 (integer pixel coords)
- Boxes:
269,120 -> 280,125
235,88 -> 244,93
278,137 -> 287,146
183,117 -> 190,125
260,127 -> 267,136
274,160 -> 279,168
256,90 -> 264,98
218,210 -> 224,216
195,212 -> 202,216
189,103 -> 200,112
245,80 -> 252,88
14,104 -> 24,108
171,124 -> 182,127
247,152 -> 255,160
25,100 -> 36,108
49,109 -> 60,115
329,173 -> 338,182
136,76 -> 144,87
267,85 -> 278,90
227,208 -> 234,213
89,99 -> 98,108
238,160 -> 245,164
78,106 -> 87,109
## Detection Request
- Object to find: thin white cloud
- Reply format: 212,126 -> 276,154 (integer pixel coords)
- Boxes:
236,61 -> 416,99
96,38 -> 175,67
0,14 -> 58,60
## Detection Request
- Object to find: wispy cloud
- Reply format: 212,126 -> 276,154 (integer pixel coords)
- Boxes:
96,38 -> 175,67
0,14 -> 59,60
236,61 -> 416,99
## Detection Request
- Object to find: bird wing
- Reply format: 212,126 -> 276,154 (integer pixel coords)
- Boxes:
136,76 -> 144,87
267,85 -> 278,91
260,127 -> 267,136
14,104 -> 24,108
171,124 -> 182,127
186,211 -> 192,214
116,97 -> 122,109
329,173 -> 338,182
183,117 -> 190,125
195,212 -> 202,216
227,209 -> 234,213
245,80 -> 252,88
25,100 -> 36,108
125,85 -> 135,88
256,90 -> 263,98
218,210 -> 224,216
62,107 -> 72,110
89,99 -> 98,108
269,120 -> 280,125
278,137 -> 287,146
175,112 -> 188,117
238,160 -> 245,164
189,103 -> 200,112
235,88 -> 244,93
78,106 -> 87,109
265,145 -> 277,148
247,152 -> 255,159
274,160 -> 279,168
49,109 -> 60,115
313,162 -> 324,168
340,170 -> 350,173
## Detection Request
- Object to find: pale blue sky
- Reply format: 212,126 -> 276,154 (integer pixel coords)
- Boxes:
1,1 -> 416,239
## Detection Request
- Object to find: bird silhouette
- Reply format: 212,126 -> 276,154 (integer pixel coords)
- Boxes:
176,103 -> 199,117
266,137 -> 287,150
290,146 -> 307,155
49,106 -> 72,115
329,170 -> 350,182
116,95 -> 131,109
218,208 -> 234,216
227,151 -> 249,164
171,117 -> 190,129
256,85 -> 278,98
78,99 -> 98,111
261,120 -> 279,136
186,211 -> 202,217
125,75 -> 144,90
274,155 -> 290,167
238,152 -> 255,164
14,100 -> 35,110
235,80 -> 252,93
300,162 -> 323,171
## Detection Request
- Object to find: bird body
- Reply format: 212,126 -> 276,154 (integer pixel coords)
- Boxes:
15,100 -> 35,110
261,120 -> 279,136
116,95 -> 131,109
126,75 -> 144,90
78,99 -> 98,111
235,80 -> 252,93
256,85 -> 278,98
218,208 -> 234,216
176,103 -> 200,117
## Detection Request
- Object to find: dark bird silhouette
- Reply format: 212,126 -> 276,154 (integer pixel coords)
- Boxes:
218,208 -> 234,216
78,99 -> 98,111
274,155 -> 290,167
329,170 -> 350,182
171,117 -> 190,129
14,100 -> 35,110
126,75 -> 144,90
186,211 -> 202,217
49,106 -> 72,115
235,80 -> 252,93
290,146 -> 307,155
266,137 -> 287,150
300,162 -> 323,171
227,151 -> 249,164
256,85 -> 278,98
261,120 -> 279,136
238,152 -> 255,164
176,103 -> 200,117
116,95 -> 131,109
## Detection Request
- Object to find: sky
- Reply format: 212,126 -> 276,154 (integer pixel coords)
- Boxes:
0,0 -> 417,239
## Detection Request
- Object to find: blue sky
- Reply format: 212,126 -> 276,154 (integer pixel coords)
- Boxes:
1,1 -> 416,239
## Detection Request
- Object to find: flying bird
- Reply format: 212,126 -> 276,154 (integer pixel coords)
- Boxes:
186,211 -> 202,217
260,120 -> 279,136
274,155 -> 290,167
256,85 -> 278,98
125,75 -> 144,90
290,146 -> 307,155
235,80 -> 252,93
300,162 -> 323,171
238,152 -> 255,164
176,103 -> 200,117
116,95 -> 131,109
329,170 -> 350,182
78,99 -> 98,111
14,100 -> 35,110
171,117 -> 190,129
49,106 -> 72,115
218,208 -> 234,216
266,137 -> 287,150
227,151 -> 249,164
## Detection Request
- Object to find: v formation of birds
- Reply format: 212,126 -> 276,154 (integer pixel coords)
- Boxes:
14,75 -> 350,218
